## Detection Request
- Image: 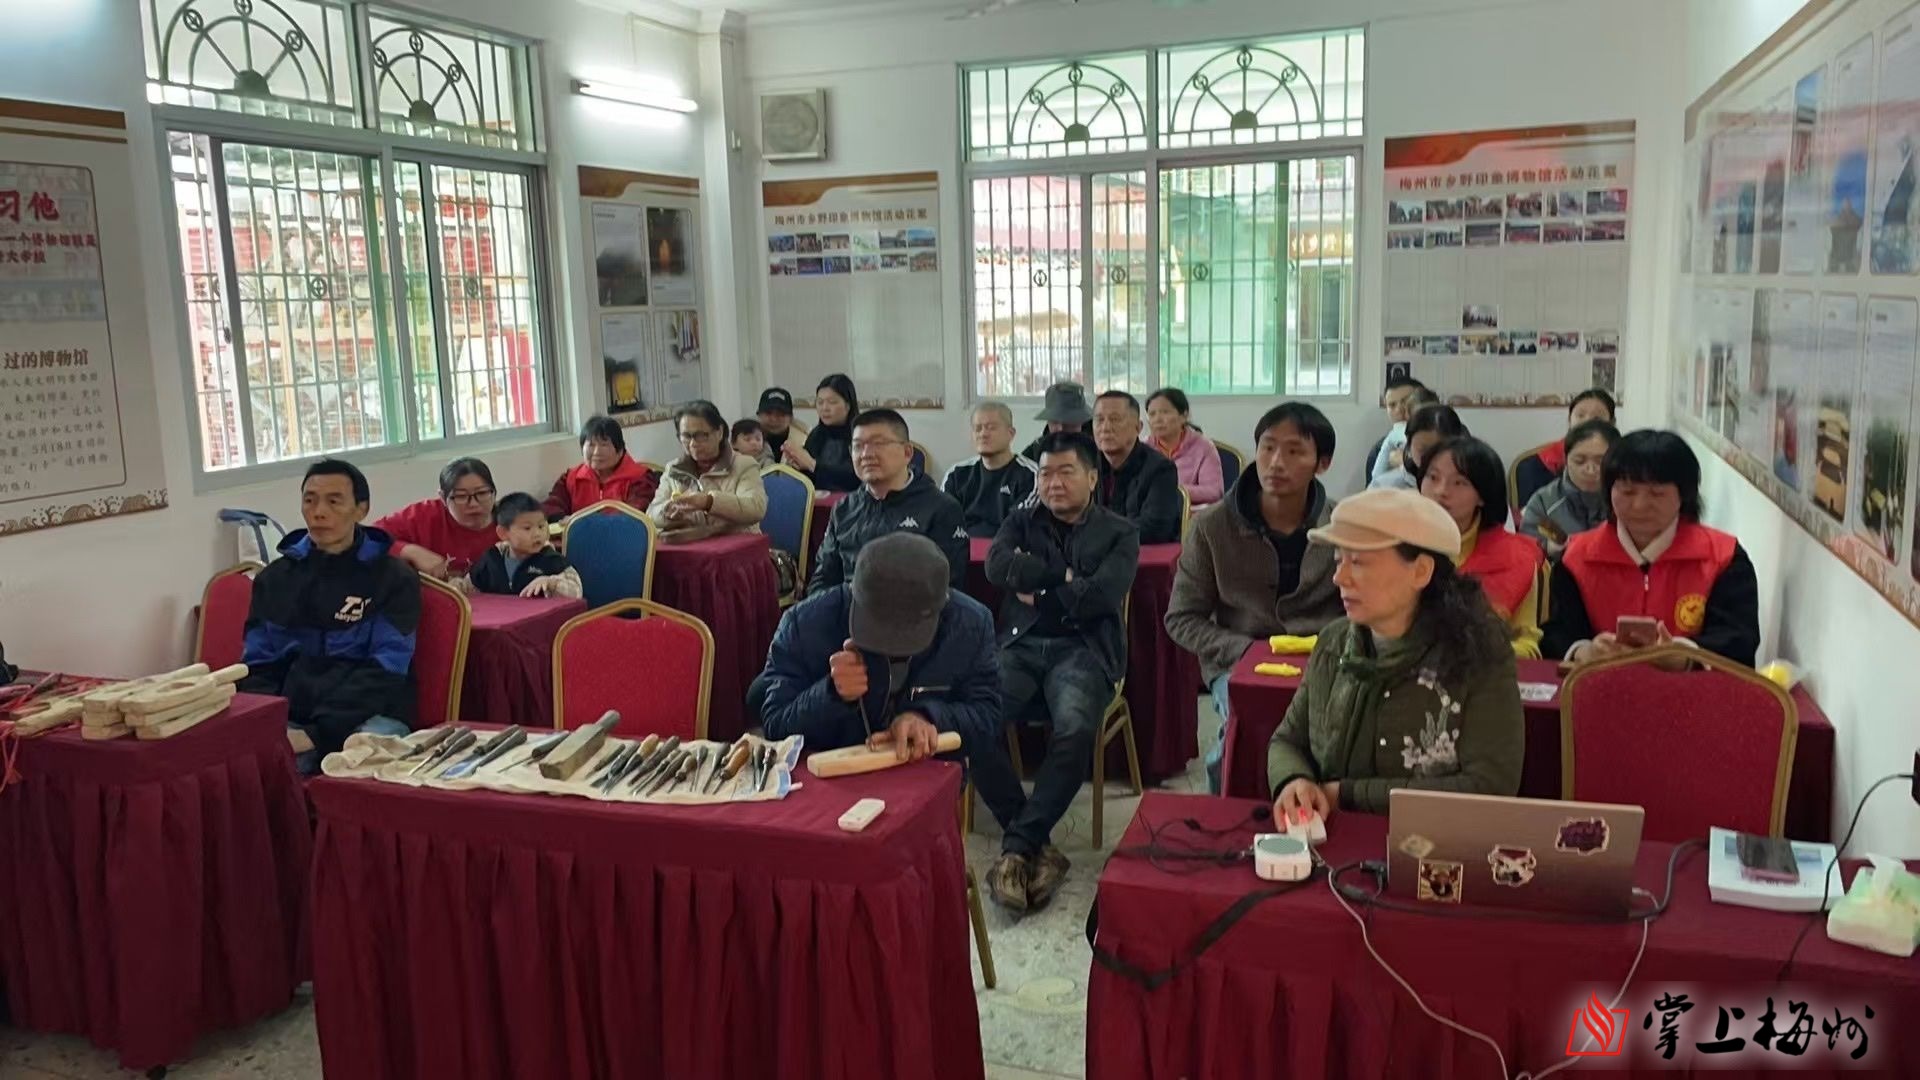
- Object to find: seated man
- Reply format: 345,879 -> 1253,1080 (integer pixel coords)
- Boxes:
1166,403 -> 1345,792
756,387 -> 800,462
242,459 -> 419,773
943,401 -> 1038,538
1020,382 -> 1094,462
1091,390 -> 1184,544
973,432 -> 1139,912
810,408 -> 968,593
759,533 -> 1000,763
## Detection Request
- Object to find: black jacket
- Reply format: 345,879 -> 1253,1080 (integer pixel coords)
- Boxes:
1020,421 -> 1092,463
1099,444 -> 1184,544
468,543 -> 574,596
943,454 -> 1039,538
809,473 -> 969,594
240,526 -> 419,753
758,585 -> 1001,751
986,501 -> 1139,682
803,422 -> 858,492
764,425 -> 794,462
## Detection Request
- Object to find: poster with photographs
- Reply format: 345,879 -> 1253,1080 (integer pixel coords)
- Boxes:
762,172 -> 943,408
1677,0 -> 1920,627
1382,122 -> 1633,407
578,167 -> 705,426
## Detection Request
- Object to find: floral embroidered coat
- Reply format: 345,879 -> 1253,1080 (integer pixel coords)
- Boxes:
1265,617 -> 1524,813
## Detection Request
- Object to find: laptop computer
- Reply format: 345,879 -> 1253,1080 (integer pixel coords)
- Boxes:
1386,789 -> 1646,917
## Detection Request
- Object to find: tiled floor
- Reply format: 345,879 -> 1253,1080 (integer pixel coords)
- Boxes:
0,702 -> 1222,1079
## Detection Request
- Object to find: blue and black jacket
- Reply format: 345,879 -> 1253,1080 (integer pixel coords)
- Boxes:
240,525 -> 420,752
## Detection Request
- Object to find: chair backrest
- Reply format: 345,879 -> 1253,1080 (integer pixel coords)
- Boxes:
562,499 -> 658,608
1214,440 -> 1246,486
761,464 -> 817,582
552,599 -> 713,740
195,561 -> 260,669
909,440 -> 935,479
1560,645 -> 1797,842
1507,441 -> 1554,525
414,575 -> 472,729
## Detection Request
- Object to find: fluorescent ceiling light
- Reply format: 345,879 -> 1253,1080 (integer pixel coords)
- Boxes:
572,79 -> 698,114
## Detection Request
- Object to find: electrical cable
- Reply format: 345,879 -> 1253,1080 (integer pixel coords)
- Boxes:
1772,771 -> 1914,984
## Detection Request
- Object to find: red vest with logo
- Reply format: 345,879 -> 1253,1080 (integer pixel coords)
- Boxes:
1560,521 -> 1738,639
1460,522 -> 1544,617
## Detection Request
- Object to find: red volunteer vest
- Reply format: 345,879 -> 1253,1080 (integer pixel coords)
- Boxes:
1460,522 -> 1544,617
1560,521 -> 1738,639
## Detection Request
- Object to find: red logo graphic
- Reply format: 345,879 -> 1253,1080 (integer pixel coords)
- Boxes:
1566,993 -> 1630,1057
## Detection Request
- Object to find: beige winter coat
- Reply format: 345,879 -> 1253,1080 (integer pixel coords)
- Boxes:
647,448 -> 768,539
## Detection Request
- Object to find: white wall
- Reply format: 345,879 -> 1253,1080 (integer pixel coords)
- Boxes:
1673,0 -> 1920,856
739,0 -> 1686,491
0,0 -> 703,676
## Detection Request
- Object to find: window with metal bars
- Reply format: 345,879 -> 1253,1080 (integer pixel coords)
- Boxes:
143,1 -> 552,478
964,30 -> 1361,400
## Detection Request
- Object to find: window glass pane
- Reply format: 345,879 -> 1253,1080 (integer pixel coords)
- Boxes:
387,161 -> 443,440
965,55 -> 1149,162
1091,172 -> 1150,396
368,9 -> 534,150
1160,29 -> 1365,150
973,175 -> 1083,396
219,140 -> 392,464
170,132 -> 247,470
1286,155 -> 1355,395
144,0 -> 356,125
1159,162 -> 1285,395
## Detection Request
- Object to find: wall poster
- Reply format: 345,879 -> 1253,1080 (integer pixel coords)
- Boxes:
762,172 -> 944,409
0,99 -> 166,537
1381,122 -> 1634,407
1677,0 -> 1920,627
578,167 -> 705,426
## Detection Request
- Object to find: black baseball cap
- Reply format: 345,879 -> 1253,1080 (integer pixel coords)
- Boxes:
850,533 -> 950,655
757,388 -> 794,415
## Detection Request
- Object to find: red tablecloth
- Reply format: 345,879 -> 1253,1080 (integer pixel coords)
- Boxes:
1088,793 -> 1919,1079
308,758 -> 982,1080
651,532 -> 781,741
460,594 -> 585,728
963,540 -> 1199,783
0,694 -> 310,1070
1221,649 -> 1838,840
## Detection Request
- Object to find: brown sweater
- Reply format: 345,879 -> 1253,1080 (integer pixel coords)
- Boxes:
1165,473 -> 1344,683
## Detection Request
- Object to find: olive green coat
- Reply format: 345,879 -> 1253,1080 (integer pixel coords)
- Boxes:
1266,617 -> 1524,813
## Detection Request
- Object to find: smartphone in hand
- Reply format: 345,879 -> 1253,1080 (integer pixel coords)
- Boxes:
1616,616 -> 1661,649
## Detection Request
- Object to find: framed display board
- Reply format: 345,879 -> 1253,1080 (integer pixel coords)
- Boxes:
0,99 -> 167,537
762,172 -> 944,408
1676,0 -> 1920,627
577,166 -> 705,427
1382,122 -> 1635,407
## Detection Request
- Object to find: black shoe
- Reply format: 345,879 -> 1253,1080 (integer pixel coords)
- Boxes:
985,852 -> 1031,912
1027,845 -> 1071,908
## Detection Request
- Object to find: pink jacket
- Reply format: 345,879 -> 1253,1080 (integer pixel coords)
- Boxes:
1144,429 -> 1224,506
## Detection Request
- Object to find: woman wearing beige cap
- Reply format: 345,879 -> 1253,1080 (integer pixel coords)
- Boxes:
1267,488 -> 1524,819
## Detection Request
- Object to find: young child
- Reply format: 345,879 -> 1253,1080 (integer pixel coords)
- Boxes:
732,417 -> 772,467
467,492 -> 582,598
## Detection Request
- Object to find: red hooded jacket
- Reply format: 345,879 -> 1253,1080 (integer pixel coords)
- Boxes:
1460,521 -> 1544,617
372,498 -> 498,568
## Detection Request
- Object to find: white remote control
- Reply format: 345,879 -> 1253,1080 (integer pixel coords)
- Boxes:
838,797 -> 887,832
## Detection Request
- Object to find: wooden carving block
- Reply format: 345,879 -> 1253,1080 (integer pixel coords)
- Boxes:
808,731 -> 962,778
81,665 -> 209,710
539,719 -> 618,782
125,685 -> 235,728
81,722 -> 130,741
134,699 -> 228,740
120,664 -> 247,716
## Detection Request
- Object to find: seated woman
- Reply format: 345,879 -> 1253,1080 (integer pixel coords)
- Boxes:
1542,430 -> 1761,667
1369,403 -> 1468,491
781,373 -> 859,492
648,400 -> 768,541
1513,387 -> 1617,512
372,457 -> 501,578
542,415 -> 660,522
1419,437 -> 1546,658
1143,387 -> 1224,506
1520,419 -> 1619,558
1268,488 -> 1523,817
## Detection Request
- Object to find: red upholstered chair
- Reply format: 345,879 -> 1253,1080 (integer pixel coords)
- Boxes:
1560,645 -> 1797,842
194,561 -> 260,670
551,599 -> 713,740
412,575 -> 472,729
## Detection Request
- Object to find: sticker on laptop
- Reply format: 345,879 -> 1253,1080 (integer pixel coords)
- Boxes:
1555,817 -> 1610,856
1416,858 -> 1464,903
1398,833 -> 1436,860
1488,845 -> 1538,887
